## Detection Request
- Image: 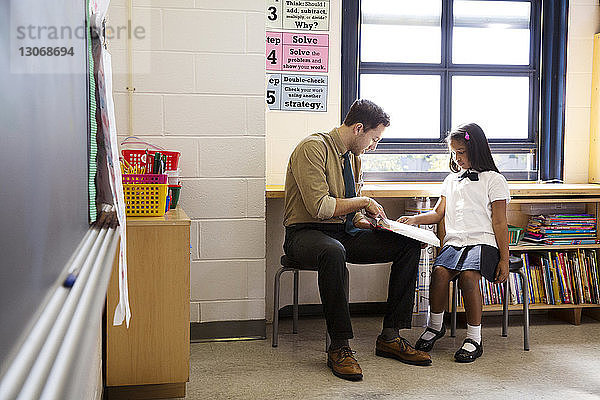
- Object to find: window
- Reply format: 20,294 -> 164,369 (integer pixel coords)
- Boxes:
342,0 -> 543,181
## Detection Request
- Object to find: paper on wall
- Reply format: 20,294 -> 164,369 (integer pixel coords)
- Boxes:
95,36 -> 131,327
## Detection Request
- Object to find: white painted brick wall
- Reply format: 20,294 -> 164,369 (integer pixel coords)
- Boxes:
191,260 -> 250,301
190,302 -> 200,323
199,220 -> 266,260
163,10 -> 246,52
106,6 -> 161,51
246,97 -> 267,135
200,299 -> 265,323
109,49 -> 128,93
181,179 -> 251,219
133,52 -> 195,92
113,93 -> 164,136
109,1 -> 266,323
164,95 -> 245,135
190,259 -> 266,302
194,54 -> 265,95
198,137 -> 265,177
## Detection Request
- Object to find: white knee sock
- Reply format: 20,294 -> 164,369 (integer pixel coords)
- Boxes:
421,311 -> 444,340
462,324 -> 481,352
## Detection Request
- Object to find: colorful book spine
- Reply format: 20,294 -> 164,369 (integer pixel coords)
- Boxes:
557,252 -> 571,303
590,250 -> 600,302
523,253 -> 535,304
549,254 -> 562,305
509,272 -> 518,305
530,260 -> 541,303
572,254 -> 584,303
540,257 -> 553,304
564,253 -> 576,303
579,250 -> 592,303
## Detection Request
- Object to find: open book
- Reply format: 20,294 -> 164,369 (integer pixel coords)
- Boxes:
365,216 -> 441,247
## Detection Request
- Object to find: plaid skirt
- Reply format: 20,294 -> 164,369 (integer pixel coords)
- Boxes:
433,244 -> 500,282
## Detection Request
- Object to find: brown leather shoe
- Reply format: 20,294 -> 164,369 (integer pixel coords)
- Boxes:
327,346 -> 363,381
375,336 -> 432,366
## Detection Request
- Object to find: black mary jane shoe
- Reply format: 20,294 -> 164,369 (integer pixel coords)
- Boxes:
415,324 -> 446,352
454,338 -> 483,363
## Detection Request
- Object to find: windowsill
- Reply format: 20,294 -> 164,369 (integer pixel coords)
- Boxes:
266,182 -> 600,199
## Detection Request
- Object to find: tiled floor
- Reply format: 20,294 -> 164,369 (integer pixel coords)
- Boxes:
183,314 -> 600,399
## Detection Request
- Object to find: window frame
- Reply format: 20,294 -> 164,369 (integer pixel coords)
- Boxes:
342,0 -> 542,181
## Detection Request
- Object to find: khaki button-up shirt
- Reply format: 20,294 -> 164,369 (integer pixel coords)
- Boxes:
283,128 -> 364,226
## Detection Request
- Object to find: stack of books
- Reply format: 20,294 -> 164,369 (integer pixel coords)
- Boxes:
405,198 -> 437,314
520,251 -> 600,305
456,250 -> 600,306
523,214 -> 598,245
456,274 -> 525,307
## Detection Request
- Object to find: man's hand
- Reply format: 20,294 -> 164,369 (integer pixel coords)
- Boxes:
397,215 -> 418,225
494,258 -> 509,283
365,197 -> 387,219
354,217 -> 374,230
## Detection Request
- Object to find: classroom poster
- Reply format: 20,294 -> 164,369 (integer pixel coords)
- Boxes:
265,2 -> 329,112
95,41 -> 131,328
266,0 -> 330,31
89,0 -> 110,31
89,0 -> 110,18
266,31 -> 328,72
267,73 -> 328,112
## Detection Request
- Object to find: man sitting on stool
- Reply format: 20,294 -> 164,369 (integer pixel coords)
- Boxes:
283,99 -> 431,381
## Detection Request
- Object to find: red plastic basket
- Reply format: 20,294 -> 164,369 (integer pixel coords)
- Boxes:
122,149 -> 181,171
122,174 -> 168,184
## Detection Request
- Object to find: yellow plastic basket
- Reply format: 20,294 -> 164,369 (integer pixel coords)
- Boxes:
123,184 -> 168,216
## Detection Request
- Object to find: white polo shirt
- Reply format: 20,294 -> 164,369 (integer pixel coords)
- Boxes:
441,170 -> 511,248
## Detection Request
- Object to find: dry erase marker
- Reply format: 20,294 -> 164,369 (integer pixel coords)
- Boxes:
63,271 -> 79,288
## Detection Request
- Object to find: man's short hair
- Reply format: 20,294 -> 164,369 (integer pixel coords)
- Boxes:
343,99 -> 390,131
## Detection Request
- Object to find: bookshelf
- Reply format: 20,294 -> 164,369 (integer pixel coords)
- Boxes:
511,244 -> 600,251
452,194 -> 600,325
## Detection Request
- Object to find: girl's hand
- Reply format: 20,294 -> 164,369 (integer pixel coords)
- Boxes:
397,215 -> 417,226
494,259 -> 509,283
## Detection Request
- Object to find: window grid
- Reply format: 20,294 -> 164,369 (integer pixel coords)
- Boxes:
345,0 -> 541,159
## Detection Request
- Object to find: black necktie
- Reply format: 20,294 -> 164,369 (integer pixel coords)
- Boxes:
459,170 -> 479,181
342,151 -> 359,235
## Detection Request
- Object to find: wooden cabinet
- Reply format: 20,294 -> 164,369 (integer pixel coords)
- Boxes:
105,208 -> 190,399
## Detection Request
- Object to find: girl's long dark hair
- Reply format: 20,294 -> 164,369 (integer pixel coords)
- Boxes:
447,123 -> 499,173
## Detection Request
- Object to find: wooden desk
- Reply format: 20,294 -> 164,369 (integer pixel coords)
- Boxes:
105,208 -> 190,399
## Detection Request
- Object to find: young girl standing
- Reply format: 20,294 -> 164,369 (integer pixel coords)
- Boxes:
399,123 -> 510,362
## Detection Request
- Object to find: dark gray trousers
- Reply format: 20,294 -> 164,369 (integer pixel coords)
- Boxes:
283,223 -> 422,340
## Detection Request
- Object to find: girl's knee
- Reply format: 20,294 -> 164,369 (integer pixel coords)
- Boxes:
431,266 -> 453,281
458,272 -> 481,292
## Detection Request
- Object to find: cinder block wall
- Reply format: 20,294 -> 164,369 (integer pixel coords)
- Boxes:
108,0 -> 266,326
